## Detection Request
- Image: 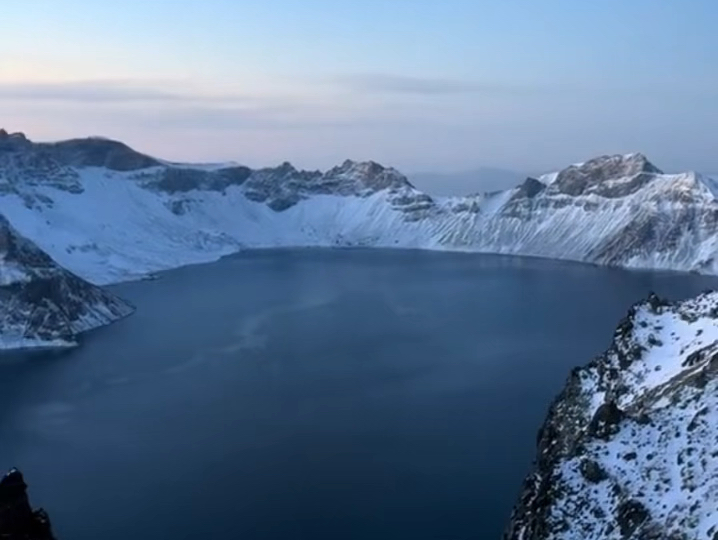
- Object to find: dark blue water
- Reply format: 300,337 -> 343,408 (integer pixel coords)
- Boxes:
1,249 -> 716,540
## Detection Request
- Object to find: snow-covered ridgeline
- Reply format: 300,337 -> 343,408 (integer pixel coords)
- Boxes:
505,292 -> 718,539
2,131 -> 718,285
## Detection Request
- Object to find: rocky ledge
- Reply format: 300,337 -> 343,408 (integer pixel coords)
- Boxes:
0,214 -> 134,350
505,291 -> 718,540
0,469 -> 55,539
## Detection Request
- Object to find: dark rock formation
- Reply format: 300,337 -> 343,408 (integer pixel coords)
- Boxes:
0,132 -> 82,202
616,500 -> 649,538
41,137 -> 160,171
325,160 -> 412,192
514,177 -> 546,199
579,459 -> 609,483
152,165 -> 252,194
0,469 -> 55,539
504,291 -> 718,539
0,214 -> 134,348
240,163 -> 322,210
0,131 -> 32,153
587,401 -> 625,440
148,158 -> 421,214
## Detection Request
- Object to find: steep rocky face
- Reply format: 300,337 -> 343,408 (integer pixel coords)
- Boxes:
0,132 -> 82,206
143,157 -> 425,213
552,153 -> 663,197
0,130 -> 157,172
324,159 -> 412,192
461,158 -> 718,274
505,292 -> 718,540
0,132 -> 161,208
0,214 -> 134,349
319,160 -> 436,218
512,177 -> 546,200
40,137 -> 160,171
241,162 -> 324,211
150,165 -> 253,196
0,130 -> 32,152
0,469 -> 55,540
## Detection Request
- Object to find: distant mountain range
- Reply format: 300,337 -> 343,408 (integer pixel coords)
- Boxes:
3,128 -> 718,345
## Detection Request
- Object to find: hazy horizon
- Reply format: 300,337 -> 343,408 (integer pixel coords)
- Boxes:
6,126 -> 718,197
2,1 -> 717,181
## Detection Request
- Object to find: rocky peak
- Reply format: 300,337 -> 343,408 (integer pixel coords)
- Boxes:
326,160 -> 412,192
0,131 -> 31,152
40,137 -> 160,171
553,153 -> 663,197
0,469 -> 55,539
514,177 -> 546,199
336,159 -> 385,176
274,161 -> 298,176
0,130 -> 27,141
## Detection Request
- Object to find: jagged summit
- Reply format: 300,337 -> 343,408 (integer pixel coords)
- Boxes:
274,161 -> 298,175
0,131 -> 31,152
1,129 -> 718,283
582,152 -> 662,176
327,159 -> 414,191
331,159 -> 396,176
553,153 -> 663,197
0,130 -> 27,140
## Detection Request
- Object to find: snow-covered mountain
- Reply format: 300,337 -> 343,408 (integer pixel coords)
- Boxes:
504,292 -> 718,539
0,211 -> 133,350
2,130 -> 718,284
4,130 -> 718,530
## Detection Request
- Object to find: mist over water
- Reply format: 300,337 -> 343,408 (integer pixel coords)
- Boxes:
1,249 -> 716,540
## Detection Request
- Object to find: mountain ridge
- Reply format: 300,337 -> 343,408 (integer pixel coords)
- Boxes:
1,130 -> 717,285
504,291 -> 718,539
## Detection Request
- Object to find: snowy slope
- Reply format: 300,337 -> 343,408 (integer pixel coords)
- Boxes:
0,212 -> 134,350
505,292 -> 718,539
2,130 -> 718,284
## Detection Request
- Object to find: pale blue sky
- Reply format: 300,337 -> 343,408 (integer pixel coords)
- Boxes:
1,0 -> 717,174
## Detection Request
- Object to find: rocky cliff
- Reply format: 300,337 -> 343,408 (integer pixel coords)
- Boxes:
0,212 -> 134,350
505,292 -> 718,540
0,469 -> 55,540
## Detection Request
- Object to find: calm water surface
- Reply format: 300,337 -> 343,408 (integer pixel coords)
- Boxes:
2,249 -> 717,540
